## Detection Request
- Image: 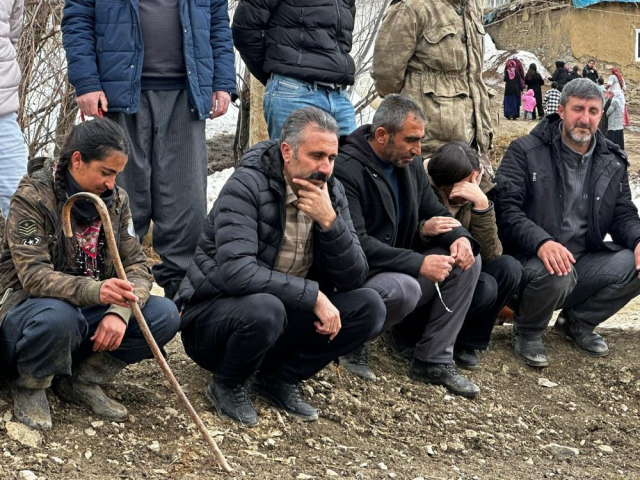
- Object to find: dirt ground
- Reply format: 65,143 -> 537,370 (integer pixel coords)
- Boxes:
1,97 -> 640,480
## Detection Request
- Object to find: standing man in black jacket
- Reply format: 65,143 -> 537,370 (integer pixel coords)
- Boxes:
495,79 -> 640,368
176,108 -> 385,426
334,95 -> 482,398
232,0 -> 357,139
582,60 -> 599,83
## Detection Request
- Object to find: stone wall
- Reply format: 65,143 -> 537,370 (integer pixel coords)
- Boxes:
486,2 -> 640,105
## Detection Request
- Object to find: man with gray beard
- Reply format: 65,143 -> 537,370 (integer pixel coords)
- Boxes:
495,79 -> 640,368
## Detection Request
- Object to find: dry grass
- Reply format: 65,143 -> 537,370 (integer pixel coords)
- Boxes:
489,130 -> 523,171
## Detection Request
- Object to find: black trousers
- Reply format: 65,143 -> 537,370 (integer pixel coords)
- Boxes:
180,289 -> 385,385
530,87 -> 544,119
455,255 -> 523,351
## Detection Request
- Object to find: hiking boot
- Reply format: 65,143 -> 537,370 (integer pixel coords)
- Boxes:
409,359 -> 480,398
205,379 -> 258,427
511,327 -> 549,367
338,343 -> 376,381
54,353 -> 128,421
453,348 -> 480,371
383,329 -> 415,361
10,374 -> 53,430
554,313 -> 609,357
253,375 -> 318,422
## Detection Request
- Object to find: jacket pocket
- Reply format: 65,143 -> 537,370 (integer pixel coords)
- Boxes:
194,0 -> 210,7
271,77 -> 314,98
420,22 -> 467,73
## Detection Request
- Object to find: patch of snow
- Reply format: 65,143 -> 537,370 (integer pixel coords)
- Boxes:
205,105 -> 239,139
483,34 -> 550,88
206,167 -> 235,213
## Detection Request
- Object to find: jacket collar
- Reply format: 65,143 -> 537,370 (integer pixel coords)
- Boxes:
339,124 -> 421,176
531,114 -> 619,163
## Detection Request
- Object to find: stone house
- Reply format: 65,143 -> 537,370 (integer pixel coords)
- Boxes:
484,0 -> 640,105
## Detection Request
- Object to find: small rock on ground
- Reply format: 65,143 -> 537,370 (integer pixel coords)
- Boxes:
544,443 -> 579,457
6,422 -> 43,448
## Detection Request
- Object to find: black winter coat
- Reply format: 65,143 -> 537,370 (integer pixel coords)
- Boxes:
566,71 -> 582,83
232,0 -> 356,86
334,126 -> 479,279
177,140 -> 368,320
549,63 -> 569,91
582,66 -> 599,83
494,114 -> 640,258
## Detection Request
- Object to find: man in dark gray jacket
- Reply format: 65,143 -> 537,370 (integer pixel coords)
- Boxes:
495,79 -> 640,368
176,108 -> 385,427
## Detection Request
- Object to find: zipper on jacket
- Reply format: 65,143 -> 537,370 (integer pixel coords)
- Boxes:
532,172 -> 537,182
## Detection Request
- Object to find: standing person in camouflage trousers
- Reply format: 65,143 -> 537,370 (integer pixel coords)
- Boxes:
0,119 -> 180,430
372,0 -> 493,162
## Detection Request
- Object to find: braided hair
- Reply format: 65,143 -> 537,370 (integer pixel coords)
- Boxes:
55,118 -> 129,202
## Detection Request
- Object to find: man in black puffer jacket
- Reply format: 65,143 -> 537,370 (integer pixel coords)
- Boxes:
176,108 -> 385,427
232,0 -> 357,139
495,79 -> 640,368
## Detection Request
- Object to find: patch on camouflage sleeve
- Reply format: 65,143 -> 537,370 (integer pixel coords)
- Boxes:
17,219 -> 38,238
22,237 -> 41,246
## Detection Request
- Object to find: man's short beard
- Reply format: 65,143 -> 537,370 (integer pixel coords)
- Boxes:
568,129 -> 593,144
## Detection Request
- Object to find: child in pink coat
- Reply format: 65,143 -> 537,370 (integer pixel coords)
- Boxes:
522,89 -> 537,120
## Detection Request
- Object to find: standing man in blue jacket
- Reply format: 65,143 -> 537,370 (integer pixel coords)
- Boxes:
61,0 -> 238,300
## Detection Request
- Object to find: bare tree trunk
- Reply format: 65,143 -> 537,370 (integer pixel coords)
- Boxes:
18,0 -> 73,158
249,75 -> 268,146
233,70 -> 251,166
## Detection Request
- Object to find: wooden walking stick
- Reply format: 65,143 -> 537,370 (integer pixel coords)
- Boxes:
62,193 -> 232,473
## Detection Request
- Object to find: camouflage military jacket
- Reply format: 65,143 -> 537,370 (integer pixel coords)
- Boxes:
0,158 -> 152,326
372,0 -> 493,156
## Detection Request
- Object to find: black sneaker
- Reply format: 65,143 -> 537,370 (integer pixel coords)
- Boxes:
338,344 -> 377,381
409,359 -> 480,398
253,375 -> 318,422
205,379 -> 258,427
383,329 -> 415,361
554,313 -> 609,357
511,327 -> 549,367
453,348 -> 480,371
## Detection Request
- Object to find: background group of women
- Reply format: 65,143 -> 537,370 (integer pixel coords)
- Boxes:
503,57 -> 629,150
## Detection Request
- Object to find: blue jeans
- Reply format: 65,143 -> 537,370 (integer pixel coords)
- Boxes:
0,296 -> 180,379
0,113 -> 27,217
263,74 -> 356,139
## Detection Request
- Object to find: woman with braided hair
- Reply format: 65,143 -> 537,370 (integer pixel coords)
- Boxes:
0,118 -> 180,430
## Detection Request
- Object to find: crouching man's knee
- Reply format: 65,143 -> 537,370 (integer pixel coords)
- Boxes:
236,293 -> 287,346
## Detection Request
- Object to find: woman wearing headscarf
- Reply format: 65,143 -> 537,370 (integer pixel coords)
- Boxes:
525,63 -> 544,120
607,67 -> 630,127
606,90 -> 625,150
503,59 -> 522,120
